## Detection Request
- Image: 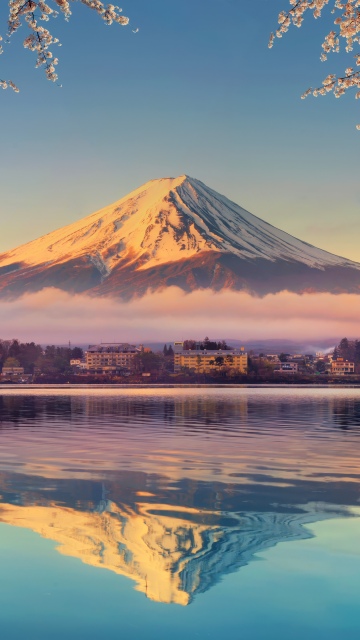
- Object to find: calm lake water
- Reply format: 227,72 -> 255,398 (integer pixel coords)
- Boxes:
1,387 -> 360,639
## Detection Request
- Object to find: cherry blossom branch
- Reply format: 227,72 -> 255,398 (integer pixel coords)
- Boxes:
269,0 -> 360,127
1,0 -> 130,91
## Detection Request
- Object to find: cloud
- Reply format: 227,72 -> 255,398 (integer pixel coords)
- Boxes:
0,287 -> 360,344
1,287 -> 360,345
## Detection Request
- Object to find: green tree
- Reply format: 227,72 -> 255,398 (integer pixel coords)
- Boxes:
316,360 -> 326,374
53,356 -> 70,373
45,345 -> 57,359
183,340 -> 196,350
35,345 -> 71,374
3,357 -> 20,368
8,340 -> 21,359
355,341 -> 360,364
35,355 -> 55,374
18,342 -> 43,372
0,341 -> 10,366
336,338 -> 355,362
70,347 -> 84,360
134,352 -> 162,374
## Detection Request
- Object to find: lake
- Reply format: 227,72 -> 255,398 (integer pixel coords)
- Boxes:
0,387 -> 360,639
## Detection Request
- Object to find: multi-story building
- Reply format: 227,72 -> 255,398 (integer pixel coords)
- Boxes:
85,343 -> 139,373
331,358 -> 355,375
174,342 -> 248,374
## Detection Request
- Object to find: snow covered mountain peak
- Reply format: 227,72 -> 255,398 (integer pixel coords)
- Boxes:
0,175 -> 210,274
1,174 -> 358,276
1,175 -> 360,300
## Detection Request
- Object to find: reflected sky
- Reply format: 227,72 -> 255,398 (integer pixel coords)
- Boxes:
0,388 -> 360,621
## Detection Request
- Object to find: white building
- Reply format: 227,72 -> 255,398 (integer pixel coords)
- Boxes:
85,343 -> 140,373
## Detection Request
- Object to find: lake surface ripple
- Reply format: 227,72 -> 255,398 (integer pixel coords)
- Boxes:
0,388 -> 360,639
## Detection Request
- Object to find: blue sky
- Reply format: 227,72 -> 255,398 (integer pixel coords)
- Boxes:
1,0 -> 359,259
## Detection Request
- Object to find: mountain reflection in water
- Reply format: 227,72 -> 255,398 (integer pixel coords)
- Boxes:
0,389 -> 360,606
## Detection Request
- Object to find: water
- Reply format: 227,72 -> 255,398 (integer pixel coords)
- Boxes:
0,387 -> 360,639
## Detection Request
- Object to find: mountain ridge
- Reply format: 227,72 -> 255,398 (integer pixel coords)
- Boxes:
1,175 -> 360,299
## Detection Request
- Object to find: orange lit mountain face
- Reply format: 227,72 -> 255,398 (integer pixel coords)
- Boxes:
0,485 -> 337,606
1,175 -> 360,299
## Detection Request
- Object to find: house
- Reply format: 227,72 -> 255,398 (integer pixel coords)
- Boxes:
331,358 -> 355,375
70,359 -> 88,371
1,366 -> 25,379
174,342 -> 248,374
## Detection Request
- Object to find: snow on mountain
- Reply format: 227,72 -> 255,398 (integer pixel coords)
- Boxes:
0,497 -> 323,605
1,174 -> 360,298
1,174 -> 357,271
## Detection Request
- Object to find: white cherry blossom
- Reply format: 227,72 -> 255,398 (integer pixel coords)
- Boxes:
1,0 -> 129,90
269,1 -> 360,127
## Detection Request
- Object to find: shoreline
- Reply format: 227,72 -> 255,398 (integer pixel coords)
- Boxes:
1,383 -> 360,390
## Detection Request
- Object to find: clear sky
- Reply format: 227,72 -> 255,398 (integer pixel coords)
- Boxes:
0,0 -> 359,260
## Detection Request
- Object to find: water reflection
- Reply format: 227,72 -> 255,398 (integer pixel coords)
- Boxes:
0,468 -> 354,605
332,399 -> 360,430
0,390 -> 360,606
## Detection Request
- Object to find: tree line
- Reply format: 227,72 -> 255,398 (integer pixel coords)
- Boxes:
183,337 -> 231,351
334,338 -> 360,365
0,339 -> 83,374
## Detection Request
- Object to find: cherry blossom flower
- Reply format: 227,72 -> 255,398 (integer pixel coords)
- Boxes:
1,0 -> 129,90
269,1 -> 360,127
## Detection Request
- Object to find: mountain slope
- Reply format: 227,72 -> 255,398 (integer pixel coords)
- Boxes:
1,175 -> 360,298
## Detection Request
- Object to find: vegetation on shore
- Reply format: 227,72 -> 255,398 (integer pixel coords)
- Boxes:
1,336 -> 360,384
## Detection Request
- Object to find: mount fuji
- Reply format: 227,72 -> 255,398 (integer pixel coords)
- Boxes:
1,175 -> 360,299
